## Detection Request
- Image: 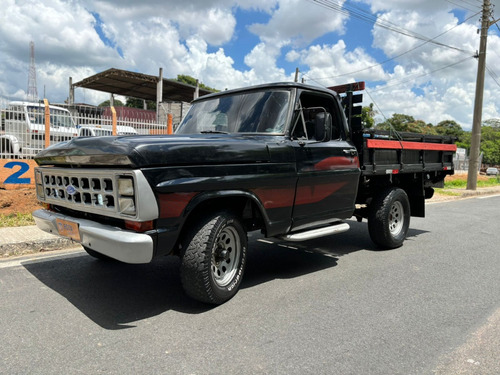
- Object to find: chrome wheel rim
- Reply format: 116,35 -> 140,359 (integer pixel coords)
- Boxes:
389,201 -> 404,235
212,226 -> 241,287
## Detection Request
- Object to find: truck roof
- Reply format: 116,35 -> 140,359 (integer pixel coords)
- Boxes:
192,82 -> 339,103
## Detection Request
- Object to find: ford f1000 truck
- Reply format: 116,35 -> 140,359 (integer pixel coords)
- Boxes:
32,82 -> 456,304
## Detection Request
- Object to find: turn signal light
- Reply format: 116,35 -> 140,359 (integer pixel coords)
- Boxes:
124,220 -> 154,232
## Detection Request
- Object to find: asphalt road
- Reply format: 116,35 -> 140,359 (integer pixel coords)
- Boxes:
1,195 -> 499,375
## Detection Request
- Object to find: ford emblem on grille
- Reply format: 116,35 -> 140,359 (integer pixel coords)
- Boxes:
66,185 -> 77,196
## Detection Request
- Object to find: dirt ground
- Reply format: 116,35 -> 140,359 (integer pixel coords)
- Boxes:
0,189 -> 42,216
0,174 -> 497,217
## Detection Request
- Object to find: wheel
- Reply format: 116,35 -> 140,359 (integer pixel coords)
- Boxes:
368,187 -> 410,249
83,246 -> 115,261
180,211 -> 247,305
0,139 -> 12,156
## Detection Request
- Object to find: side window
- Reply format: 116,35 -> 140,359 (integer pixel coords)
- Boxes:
291,91 -> 342,141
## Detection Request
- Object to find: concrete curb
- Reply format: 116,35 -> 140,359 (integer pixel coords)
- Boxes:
0,226 -> 77,258
0,237 -> 76,257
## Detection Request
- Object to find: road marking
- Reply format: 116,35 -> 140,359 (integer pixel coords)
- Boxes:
477,194 -> 500,199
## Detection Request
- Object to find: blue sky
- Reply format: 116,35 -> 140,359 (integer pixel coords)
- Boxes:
1,0 -> 500,129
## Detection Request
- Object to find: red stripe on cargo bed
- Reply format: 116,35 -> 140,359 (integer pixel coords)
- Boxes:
366,139 -> 457,152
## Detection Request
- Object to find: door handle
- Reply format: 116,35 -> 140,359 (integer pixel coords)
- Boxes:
343,149 -> 357,156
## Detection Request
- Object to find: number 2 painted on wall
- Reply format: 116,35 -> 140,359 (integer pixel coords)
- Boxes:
3,162 -> 31,184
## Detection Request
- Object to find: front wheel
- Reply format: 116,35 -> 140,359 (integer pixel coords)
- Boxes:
180,211 -> 247,305
368,188 -> 410,249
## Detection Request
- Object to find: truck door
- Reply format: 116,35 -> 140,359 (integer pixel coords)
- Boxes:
290,91 -> 360,231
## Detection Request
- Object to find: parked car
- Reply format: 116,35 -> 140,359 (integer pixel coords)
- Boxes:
77,125 -> 137,137
486,167 -> 499,176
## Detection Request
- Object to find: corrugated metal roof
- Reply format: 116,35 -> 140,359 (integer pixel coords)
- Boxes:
73,68 -> 212,103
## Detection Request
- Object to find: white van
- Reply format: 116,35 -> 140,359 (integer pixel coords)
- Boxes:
0,101 -> 78,157
77,124 -> 138,137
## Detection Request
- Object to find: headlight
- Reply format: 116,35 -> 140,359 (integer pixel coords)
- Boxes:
118,177 -> 134,196
35,170 -> 43,185
119,197 -> 136,215
35,170 -> 44,199
36,184 -> 45,198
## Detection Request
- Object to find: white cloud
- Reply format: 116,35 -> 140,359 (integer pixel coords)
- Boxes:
0,0 -> 499,129
248,0 -> 347,47
292,40 -> 388,85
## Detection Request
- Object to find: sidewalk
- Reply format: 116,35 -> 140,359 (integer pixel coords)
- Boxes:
0,225 -> 78,258
1,186 -> 500,258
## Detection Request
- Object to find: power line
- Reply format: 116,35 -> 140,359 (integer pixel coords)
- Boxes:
485,65 -> 500,87
302,55 -> 473,97
306,10 -> 480,82
308,0 -> 473,54
367,56 -> 474,93
446,0 -> 481,12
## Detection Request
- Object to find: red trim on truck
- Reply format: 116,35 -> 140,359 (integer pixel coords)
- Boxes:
366,139 -> 457,152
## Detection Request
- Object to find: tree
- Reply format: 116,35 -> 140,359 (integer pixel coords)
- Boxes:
456,131 -> 471,151
480,126 -> 500,165
126,97 -> 156,110
376,113 -> 438,134
376,113 -> 416,132
361,103 -> 376,129
176,75 -> 218,92
98,99 -> 124,107
435,120 -> 464,139
483,118 -> 500,129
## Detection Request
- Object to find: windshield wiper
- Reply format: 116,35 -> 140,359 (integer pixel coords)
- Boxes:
200,130 -> 229,134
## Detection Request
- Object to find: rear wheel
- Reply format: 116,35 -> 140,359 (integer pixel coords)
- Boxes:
368,187 -> 410,249
180,211 -> 247,305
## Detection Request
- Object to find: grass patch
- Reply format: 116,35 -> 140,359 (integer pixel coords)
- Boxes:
434,189 -> 461,196
0,213 -> 35,228
444,177 -> 500,189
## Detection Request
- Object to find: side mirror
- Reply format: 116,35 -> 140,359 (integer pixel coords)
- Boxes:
314,112 -> 332,142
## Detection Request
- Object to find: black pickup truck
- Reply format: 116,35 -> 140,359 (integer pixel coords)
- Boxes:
33,82 -> 456,304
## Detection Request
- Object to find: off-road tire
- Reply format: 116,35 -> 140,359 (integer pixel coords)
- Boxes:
368,187 -> 410,249
180,211 -> 247,305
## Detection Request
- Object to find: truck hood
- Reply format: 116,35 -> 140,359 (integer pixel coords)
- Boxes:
34,134 -> 273,168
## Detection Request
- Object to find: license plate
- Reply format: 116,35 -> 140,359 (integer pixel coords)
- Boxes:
56,218 -> 81,242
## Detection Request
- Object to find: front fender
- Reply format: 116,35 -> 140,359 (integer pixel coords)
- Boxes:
183,190 -> 273,233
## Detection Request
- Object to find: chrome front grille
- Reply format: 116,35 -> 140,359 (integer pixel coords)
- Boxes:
44,174 -> 115,208
35,168 -> 135,219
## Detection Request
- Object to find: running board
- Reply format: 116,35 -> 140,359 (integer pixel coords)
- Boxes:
280,222 -> 350,242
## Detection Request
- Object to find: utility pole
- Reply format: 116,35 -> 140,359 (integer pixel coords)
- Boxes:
467,0 -> 494,190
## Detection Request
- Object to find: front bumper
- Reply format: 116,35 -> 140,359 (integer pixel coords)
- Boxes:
33,209 -> 154,264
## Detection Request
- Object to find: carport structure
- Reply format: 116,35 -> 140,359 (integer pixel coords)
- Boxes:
69,68 -> 212,119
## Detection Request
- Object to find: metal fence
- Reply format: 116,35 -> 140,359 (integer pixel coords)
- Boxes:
1,102 -> 171,160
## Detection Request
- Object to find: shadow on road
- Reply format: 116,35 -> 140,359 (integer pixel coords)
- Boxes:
22,219 -> 427,330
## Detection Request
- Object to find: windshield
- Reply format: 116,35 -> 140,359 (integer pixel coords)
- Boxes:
176,90 -> 291,134
27,106 -> 75,128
